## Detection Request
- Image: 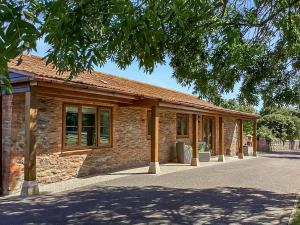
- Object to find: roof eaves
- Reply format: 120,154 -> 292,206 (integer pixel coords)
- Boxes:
20,71 -> 141,99
9,67 -> 260,119
162,100 -> 260,119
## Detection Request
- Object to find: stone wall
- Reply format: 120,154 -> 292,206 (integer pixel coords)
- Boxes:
2,95 -> 13,194
258,138 -> 300,152
2,93 -> 242,194
2,94 -> 25,194
224,117 -> 240,156
3,94 -> 197,193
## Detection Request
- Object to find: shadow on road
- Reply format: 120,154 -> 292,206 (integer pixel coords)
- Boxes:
260,150 -> 300,160
0,186 -> 295,224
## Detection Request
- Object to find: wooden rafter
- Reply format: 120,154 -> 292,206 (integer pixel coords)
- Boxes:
35,86 -> 134,105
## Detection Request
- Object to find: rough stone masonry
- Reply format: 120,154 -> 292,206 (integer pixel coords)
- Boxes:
2,93 -> 240,194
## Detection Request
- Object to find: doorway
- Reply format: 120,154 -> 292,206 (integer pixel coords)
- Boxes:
202,116 -> 216,155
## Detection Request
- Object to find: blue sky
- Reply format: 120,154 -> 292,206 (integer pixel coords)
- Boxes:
32,38 -> 255,108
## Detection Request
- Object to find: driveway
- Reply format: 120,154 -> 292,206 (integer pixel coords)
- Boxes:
1,151 -> 300,225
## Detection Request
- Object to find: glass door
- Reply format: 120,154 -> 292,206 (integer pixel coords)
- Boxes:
203,117 -> 213,152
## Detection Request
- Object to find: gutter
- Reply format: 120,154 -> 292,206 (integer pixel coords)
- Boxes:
159,101 -> 260,119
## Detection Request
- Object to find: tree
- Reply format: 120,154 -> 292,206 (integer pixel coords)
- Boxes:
0,0 -> 40,93
257,126 -> 276,142
259,106 -> 300,140
217,98 -> 255,135
258,108 -> 300,141
1,1 -> 300,107
260,106 -> 300,117
218,98 -> 256,113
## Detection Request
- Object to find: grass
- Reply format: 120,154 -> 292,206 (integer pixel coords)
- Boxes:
292,196 -> 300,225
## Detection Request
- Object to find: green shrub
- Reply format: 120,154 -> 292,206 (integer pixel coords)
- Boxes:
258,114 -> 297,141
292,197 -> 300,225
257,126 -> 276,142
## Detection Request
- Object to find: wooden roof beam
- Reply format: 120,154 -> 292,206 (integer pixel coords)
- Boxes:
119,98 -> 160,107
36,80 -> 138,100
35,86 -> 134,104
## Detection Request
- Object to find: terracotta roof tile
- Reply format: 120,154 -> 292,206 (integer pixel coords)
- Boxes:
8,54 -> 259,118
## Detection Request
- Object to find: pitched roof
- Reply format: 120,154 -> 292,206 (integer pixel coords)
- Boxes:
8,54 -> 259,118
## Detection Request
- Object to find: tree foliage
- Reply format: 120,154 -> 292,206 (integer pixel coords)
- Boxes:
258,107 -> 300,141
1,1 -> 300,107
0,0 -> 40,93
216,98 -> 255,135
260,105 -> 300,117
257,125 -> 276,142
217,98 -> 256,113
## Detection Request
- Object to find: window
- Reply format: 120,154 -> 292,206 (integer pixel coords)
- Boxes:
99,109 -> 111,145
63,105 -> 112,149
177,114 -> 189,137
81,107 -> 96,147
147,111 -> 152,137
65,106 -> 79,146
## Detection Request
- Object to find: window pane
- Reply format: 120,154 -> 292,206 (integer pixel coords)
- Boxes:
177,115 -> 188,136
82,107 -> 96,126
65,106 -> 78,146
177,117 -> 182,135
203,119 -> 208,142
99,110 -> 111,144
182,116 -> 188,135
203,118 -> 213,150
147,111 -> 152,136
81,107 -> 96,146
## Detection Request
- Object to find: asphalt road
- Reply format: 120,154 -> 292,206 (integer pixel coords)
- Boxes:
1,151 -> 300,225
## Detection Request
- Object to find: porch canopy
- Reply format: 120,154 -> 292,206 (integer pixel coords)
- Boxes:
7,55 -> 260,195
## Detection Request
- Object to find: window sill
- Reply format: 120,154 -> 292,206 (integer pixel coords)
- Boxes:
59,148 -> 95,156
60,146 -> 112,156
176,135 -> 189,139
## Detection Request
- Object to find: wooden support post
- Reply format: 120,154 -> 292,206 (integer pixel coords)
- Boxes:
238,119 -> 244,159
191,114 -> 199,166
148,106 -> 160,174
21,90 -> 39,196
198,115 -> 202,141
218,117 -> 225,162
253,119 -> 257,157
212,119 -> 217,155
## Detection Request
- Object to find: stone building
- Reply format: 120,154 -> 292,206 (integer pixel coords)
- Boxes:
0,55 -> 259,196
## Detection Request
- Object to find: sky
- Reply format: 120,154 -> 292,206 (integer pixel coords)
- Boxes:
32,38 -> 259,109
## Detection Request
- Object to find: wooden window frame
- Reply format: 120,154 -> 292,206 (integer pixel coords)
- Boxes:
62,103 -> 112,151
98,108 -> 113,147
81,106 -> 98,148
176,113 -> 189,138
